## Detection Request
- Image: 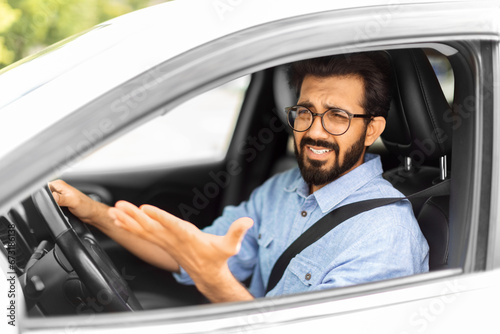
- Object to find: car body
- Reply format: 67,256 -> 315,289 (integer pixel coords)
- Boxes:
1,0 -> 500,333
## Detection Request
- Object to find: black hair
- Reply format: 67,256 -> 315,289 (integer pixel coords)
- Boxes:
288,52 -> 392,119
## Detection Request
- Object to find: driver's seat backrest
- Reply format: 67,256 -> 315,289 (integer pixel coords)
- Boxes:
383,49 -> 453,270
417,196 -> 449,270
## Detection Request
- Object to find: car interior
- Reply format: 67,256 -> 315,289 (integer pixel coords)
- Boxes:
0,42 -> 488,316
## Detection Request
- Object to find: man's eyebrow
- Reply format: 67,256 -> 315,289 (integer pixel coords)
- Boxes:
297,100 -> 350,112
296,101 -> 315,108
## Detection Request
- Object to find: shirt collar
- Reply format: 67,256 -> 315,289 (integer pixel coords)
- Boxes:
284,153 -> 383,213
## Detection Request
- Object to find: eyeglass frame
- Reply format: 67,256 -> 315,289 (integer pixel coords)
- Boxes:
285,105 -> 373,136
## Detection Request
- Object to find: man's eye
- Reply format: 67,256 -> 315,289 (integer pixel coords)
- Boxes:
329,111 -> 349,121
296,108 -> 309,115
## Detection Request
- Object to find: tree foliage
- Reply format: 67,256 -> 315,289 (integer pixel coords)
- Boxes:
0,0 -> 158,69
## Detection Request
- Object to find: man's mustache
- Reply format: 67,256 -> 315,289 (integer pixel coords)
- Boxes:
300,137 -> 339,154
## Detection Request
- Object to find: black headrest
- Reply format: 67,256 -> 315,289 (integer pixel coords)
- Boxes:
382,49 -> 453,161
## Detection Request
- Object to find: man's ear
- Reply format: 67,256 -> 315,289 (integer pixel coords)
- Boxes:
364,116 -> 386,146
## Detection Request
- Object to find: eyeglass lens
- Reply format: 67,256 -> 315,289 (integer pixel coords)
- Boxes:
287,106 -> 350,135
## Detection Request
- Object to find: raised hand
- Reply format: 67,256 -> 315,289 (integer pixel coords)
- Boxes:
109,201 -> 255,302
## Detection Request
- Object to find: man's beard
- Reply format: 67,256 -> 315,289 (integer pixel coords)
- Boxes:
294,134 -> 366,187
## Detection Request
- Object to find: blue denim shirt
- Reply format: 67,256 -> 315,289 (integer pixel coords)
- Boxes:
174,153 -> 429,297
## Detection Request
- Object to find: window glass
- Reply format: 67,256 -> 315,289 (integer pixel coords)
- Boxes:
426,49 -> 455,104
68,76 -> 250,173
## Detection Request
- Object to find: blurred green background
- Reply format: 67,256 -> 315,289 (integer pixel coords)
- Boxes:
0,0 -> 166,69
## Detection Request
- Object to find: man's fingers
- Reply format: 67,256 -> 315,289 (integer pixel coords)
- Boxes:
48,180 -> 72,207
115,201 -> 147,222
141,204 -> 187,231
51,191 -> 61,204
109,205 -> 143,232
223,217 -> 254,254
48,179 -> 66,193
113,201 -> 154,232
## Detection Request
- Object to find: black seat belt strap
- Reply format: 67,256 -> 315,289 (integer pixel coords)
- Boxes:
265,178 -> 450,294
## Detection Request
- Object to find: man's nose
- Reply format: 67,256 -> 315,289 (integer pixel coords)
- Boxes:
306,114 -> 330,139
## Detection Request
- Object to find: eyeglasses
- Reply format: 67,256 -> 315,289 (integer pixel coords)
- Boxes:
285,105 -> 372,136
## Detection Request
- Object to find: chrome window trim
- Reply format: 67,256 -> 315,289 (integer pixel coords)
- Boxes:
488,40 -> 500,270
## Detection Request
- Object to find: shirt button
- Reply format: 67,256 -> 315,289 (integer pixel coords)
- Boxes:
305,273 -> 312,281
258,233 -> 262,240
301,211 -> 307,217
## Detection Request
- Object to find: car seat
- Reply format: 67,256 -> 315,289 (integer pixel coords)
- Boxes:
382,49 -> 453,270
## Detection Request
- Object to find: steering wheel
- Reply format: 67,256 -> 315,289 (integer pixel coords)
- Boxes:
31,185 -> 142,312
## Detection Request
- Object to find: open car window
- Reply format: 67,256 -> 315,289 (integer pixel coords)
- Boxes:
67,76 -> 250,173
8,42 -> 477,310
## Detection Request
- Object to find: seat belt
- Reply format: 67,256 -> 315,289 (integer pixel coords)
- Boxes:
265,178 -> 451,294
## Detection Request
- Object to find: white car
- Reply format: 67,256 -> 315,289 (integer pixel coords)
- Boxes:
1,0 -> 500,333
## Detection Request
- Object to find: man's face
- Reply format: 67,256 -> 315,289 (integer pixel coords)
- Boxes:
293,74 -> 369,192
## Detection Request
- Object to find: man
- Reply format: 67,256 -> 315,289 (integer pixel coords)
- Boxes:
50,52 -> 429,304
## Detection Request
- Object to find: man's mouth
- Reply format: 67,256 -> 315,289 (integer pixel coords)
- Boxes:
308,147 -> 331,155
299,137 -> 339,162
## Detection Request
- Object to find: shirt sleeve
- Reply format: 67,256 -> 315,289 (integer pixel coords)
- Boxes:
173,188 -> 263,285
